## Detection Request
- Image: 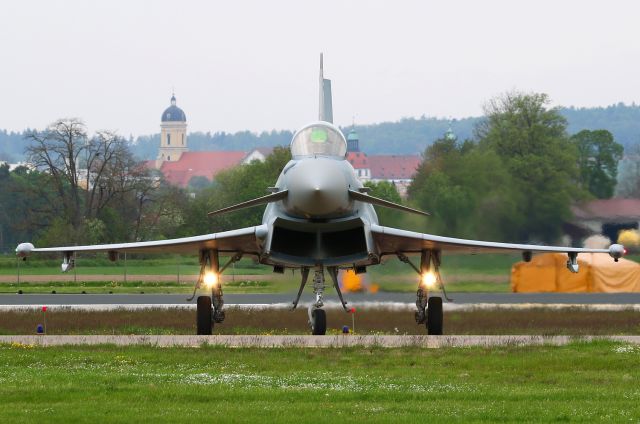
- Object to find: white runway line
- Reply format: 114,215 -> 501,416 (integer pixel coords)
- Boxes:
1,302 -> 640,311
2,334 -> 640,348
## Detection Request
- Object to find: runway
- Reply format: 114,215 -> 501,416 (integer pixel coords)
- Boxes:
1,292 -> 640,305
2,334 -> 640,348
1,292 -> 639,312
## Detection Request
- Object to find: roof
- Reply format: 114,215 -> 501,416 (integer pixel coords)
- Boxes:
161,105 -> 186,122
142,160 -> 158,170
159,151 -> 247,187
346,151 -> 369,169
242,147 -> 274,164
248,147 -> 274,157
161,95 -> 186,122
347,129 -> 359,141
368,155 -> 421,180
572,198 -> 640,221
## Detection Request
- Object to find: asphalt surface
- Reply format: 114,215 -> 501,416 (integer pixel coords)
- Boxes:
1,292 -> 640,305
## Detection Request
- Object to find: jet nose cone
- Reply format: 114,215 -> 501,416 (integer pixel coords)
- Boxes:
284,158 -> 352,218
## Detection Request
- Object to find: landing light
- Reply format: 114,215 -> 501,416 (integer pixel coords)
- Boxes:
421,272 -> 437,288
203,272 -> 219,288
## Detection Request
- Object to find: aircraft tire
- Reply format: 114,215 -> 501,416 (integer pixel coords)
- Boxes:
197,296 -> 213,335
426,296 -> 443,335
311,309 -> 327,335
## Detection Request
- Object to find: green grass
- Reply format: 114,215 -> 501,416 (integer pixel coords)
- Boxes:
2,253 -> 638,294
0,341 -> 639,422
0,280 -> 275,294
3,263 -> 266,276
376,279 -> 510,293
372,254 -> 522,276
0,256 -> 269,275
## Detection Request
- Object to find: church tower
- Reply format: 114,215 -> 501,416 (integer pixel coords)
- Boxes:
347,128 -> 360,152
157,94 -> 188,166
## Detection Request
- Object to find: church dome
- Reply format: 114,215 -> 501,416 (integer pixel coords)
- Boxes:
161,95 -> 186,122
347,129 -> 359,141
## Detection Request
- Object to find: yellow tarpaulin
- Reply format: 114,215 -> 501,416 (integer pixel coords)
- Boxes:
511,253 -> 640,293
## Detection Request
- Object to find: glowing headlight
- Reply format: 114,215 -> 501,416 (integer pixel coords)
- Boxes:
421,272 -> 437,288
203,272 -> 219,288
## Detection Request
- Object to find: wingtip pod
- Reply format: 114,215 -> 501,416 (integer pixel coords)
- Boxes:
15,243 -> 34,258
609,243 -> 625,262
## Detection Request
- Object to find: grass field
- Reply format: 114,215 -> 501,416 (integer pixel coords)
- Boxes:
1,253 -> 638,294
0,277 -> 508,294
3,307 -> 640,336
0,254 -> 520,293
0,279 -> 277,294
1,253 -> 523,275
1,341 -> 639,422
0,256 -> 268,276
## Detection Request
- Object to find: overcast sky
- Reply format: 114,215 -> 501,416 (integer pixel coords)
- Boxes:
1,0 -> 639,136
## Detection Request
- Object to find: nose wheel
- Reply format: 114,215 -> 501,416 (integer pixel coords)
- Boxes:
309,307 -> 327,335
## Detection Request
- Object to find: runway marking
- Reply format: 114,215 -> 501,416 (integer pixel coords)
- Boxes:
1,335 -> 639,348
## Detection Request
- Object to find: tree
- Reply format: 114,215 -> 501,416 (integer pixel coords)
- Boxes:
0,167 -> 60,249
362,180 -> 403,226
409,137 -> 519,239
475,92 -> 579,242
24,119 -> 88,227
180,147 -> 292,236
616,144 -> 640,198
24,119 -> 157,244
571,130 -> 623,199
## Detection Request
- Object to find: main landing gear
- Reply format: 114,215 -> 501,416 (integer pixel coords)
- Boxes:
291,266 -> 350,335
398,250 -> 451,335
189,249 -> 241,335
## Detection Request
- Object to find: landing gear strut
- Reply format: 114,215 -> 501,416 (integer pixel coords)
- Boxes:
398,250 -> 448,335
308,268 -> 327,335
291,266 -> 350,335
189,250 -> 242,335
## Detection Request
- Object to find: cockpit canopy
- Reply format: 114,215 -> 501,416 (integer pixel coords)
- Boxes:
290,122 -> 347,159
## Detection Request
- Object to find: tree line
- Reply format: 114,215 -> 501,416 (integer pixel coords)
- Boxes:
0,91 -> 631,254
2,103 -> 640,162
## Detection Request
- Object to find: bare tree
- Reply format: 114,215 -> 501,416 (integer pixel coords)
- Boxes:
25,118 -> 88,227
85,131 -> 152,219
25,119 -> 159,243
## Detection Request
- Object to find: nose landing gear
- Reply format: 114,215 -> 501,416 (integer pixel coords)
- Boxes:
308,269 -> 327,335
292,266 -> 350,335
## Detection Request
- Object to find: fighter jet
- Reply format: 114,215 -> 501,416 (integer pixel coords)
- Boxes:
16,54 -> 625,335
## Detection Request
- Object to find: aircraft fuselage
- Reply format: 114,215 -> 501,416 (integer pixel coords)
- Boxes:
257,123 -> 380,268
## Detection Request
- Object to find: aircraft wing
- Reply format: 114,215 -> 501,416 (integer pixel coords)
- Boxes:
16,225 -> 268,256
370,224 -> 622,257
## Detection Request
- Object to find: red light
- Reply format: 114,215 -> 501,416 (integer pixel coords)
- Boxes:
349,307 -> 356,313
624,249 -> 628,255
42,306 -> 47,312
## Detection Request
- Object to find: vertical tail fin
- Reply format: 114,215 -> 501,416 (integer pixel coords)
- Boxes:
318,53 -> 333,123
